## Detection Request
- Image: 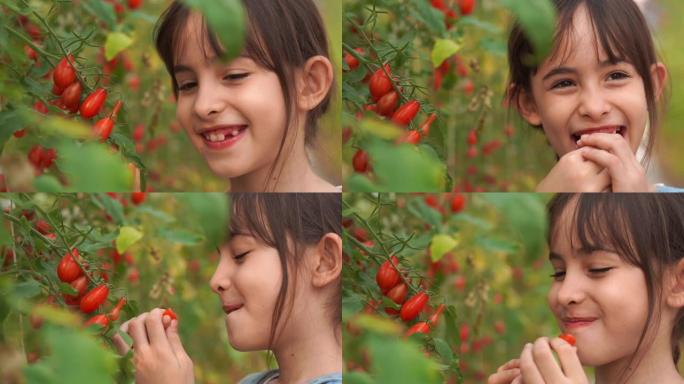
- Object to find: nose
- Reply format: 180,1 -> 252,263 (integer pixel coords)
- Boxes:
554,269 -> 587,307
193,79 -> 227,119
209,249 -> 232,294
577,84 -> 611,121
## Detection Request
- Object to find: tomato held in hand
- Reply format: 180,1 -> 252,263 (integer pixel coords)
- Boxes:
559,333 -> 576,346
162,308 -> 178,329
400,291 -> 429,322
79,88 -> 107,119
376,255 -> 400,293
79,285 -> 109,313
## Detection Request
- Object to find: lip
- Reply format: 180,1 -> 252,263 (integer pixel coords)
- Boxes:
562,316 -> 598,330
572,125 -> 626,142
222,303 -> 244,315
197,124 -> 248,150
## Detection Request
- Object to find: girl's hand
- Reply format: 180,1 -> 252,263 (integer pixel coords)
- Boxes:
487,359 -> 521,384
112,308 -> 194,384
577,133 -> 654,192
536,148 -> 611,192
518,337 -> 588,384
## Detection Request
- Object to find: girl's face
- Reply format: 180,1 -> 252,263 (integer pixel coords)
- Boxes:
547,202 -> 649,367
522,4 -> 649,157
173,13 -> 288,179
209,232 -> 284,351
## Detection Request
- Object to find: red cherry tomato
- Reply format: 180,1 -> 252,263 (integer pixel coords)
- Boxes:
57,249 -> 83,283
400,291 -> 429,322
344,48 -> 363,71
131,192 -> 146,205
391,100 -> 420,126
34,219 -> 51,234
28,146 -> 43,168
53,55 -> 76,89
420,113 -> 437,136
64,275 -> 88,301
451,194 -> 465,213
108,297 -> 127,321
93,118 -> 114,141
376,256 -> 400,293
127,0 -> 142,10
79,285 -> 109,313
40,148 -> 57,169
61,82 -> 82,113
376,91 -> 399,117
84,314 -> 109,328
458,0 -> 475,15
428,303 -> 445,326
405,321 -> 430,337
385,282 -> 408,305
163,308 -> 177,320
368,64 -> 393,101
352,149 -> 369,173
559,333 -> 576,346
79,88 -> 107,119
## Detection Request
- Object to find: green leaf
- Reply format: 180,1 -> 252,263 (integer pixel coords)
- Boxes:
353,314 -> 402,336
104,32 -> 134,61
177,193 -> 228,248
99,194 -> 125,225
359,118 -> 403,140
181,0 -> 246,62
41,116 -> 91,139
366,139 -> 447,192
157,228 -> 204,245
116,226 -> 143,253
434,337 -> 454,362
368,336 -> 442,384
431,38 -> 463,68
33,175 -> 64,193
500,0 -> 557,64
410,0 -> 446,36
56,140 -> 133,192
430,234 -> 459,262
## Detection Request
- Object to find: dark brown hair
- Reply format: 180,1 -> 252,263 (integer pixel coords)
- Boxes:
228,193 -> 341,351
507,0 -> 666,162
548,193 -> 684,381
153,0 -> 334,189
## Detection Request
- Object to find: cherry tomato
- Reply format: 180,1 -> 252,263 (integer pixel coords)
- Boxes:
163,308 -> 177,320
79,285 -> 109,313
467,129 -> 478,145
64,275 -> 88,301
420,113 -> 437,136
57,249 -> 83,283
344,48 -> 363,71
132,124 -> 145,142
40,148 -> 56,169
559,333 -> 576,346
458,0 -> 475,15
368,64 -> 393,101
93,118 -> 114,141
61,82 -> 82,113
28,146 -> 43,168
79,88 -> 107,119
108,297 -> 126,321
13,129 -> 26,138
34,219 -> 51,234
84,314 -> 109,328
352,149 -> 369,173
400,291 -> 429,322
376,91 -> 399,117
53,55 -> 76,89
428,303 -> 445,325
33,101 -> 48,115
376,255 -> 400,293
385,282 -> 408,304
401,130 -> 421,145
127,0 -> 142,9
405,322 -> 430,337
451,194 -> 465,213
391,100 -> 420,126
131,192 -> 146,205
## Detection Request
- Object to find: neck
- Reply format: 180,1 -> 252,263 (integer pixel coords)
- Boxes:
229,140 -> 333,192
272,324 -> 342,384
595,334 -> 683,384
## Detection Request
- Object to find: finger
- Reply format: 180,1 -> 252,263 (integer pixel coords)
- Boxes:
145,308 -> 172,351
497,359 -> 521,372
165,319 -> 190,361
512,376 -> 522,384
519,343 -> 545,384
531,337 -> 566,382
550,337 -> 585,382
127,313 -> 151,350
112,333 -> 131,356
577,133 -> 635,163
488,369 -> 521,384
581,147 -> 624,180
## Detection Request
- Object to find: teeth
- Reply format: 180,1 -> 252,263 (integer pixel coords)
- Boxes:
202,127 -> 244,142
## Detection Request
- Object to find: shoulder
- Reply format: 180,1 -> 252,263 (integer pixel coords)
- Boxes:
655,183 -> 684,193
238,370 -> 279,384
308,372 -> 343,384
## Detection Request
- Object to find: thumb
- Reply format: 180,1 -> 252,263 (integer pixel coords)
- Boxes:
165,320 -> 189,360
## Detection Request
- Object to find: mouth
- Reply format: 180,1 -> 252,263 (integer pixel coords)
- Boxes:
571,125 -> 626,143
198,125 -> 248,150
562,316 -> 598,330
222,303 -> 244,316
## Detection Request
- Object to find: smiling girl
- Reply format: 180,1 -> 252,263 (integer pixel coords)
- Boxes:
112,193 -> 342,384
506,0 -> 679,192
488,193 -> 684,384
154,0 -> 339,192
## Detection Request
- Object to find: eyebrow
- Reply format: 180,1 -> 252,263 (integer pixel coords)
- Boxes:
173,54 -> 253,76
541,59 -> 627,82
549,251 -> 564,262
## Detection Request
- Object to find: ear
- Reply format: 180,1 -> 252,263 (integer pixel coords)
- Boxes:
666,258 -> 684,309
650,62 -> 668,101
511,83 -> 543,126
296,55 -> 334,112
310,233 -> 342,288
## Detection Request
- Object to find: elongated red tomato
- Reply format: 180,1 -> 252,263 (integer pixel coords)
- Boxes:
458,0 -> 475,15
79,285 -> 109,313
420,113 -> 437,136
84,314 -> 109,328
93,118 -> 114,141
57,249 -> 82,283
376,91 -> 399,117
64,275 -> 88,301
53,55 -> 76,89
108,297 -> 126,321
128,0 -> 142,9
352,149 -> 369,173
79,88 -> 107,119
368,64 -> 393,101
400,291 -> 429,322
405,322 -> 430,337
61,82 -> 82,113
559,333 -> 576,346
376,255 -> 400,293
391,100 -> 420,126
428,303 -> 445,325
386,282 -> 408,304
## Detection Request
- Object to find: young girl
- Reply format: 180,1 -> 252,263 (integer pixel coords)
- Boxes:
154,0 -> 339,192
488,193 -> 684,384
506,0 -> 679,192
112,193 -> 343,384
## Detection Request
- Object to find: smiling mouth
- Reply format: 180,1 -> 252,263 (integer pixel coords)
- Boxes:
562,317 -> 597,329
199,125 -> 248,149
222,304 -> 244,315
572,125 -> 626,142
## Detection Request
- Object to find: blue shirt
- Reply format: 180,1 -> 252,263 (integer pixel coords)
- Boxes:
655,183 -> 684,192
239,370 -> 342,384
